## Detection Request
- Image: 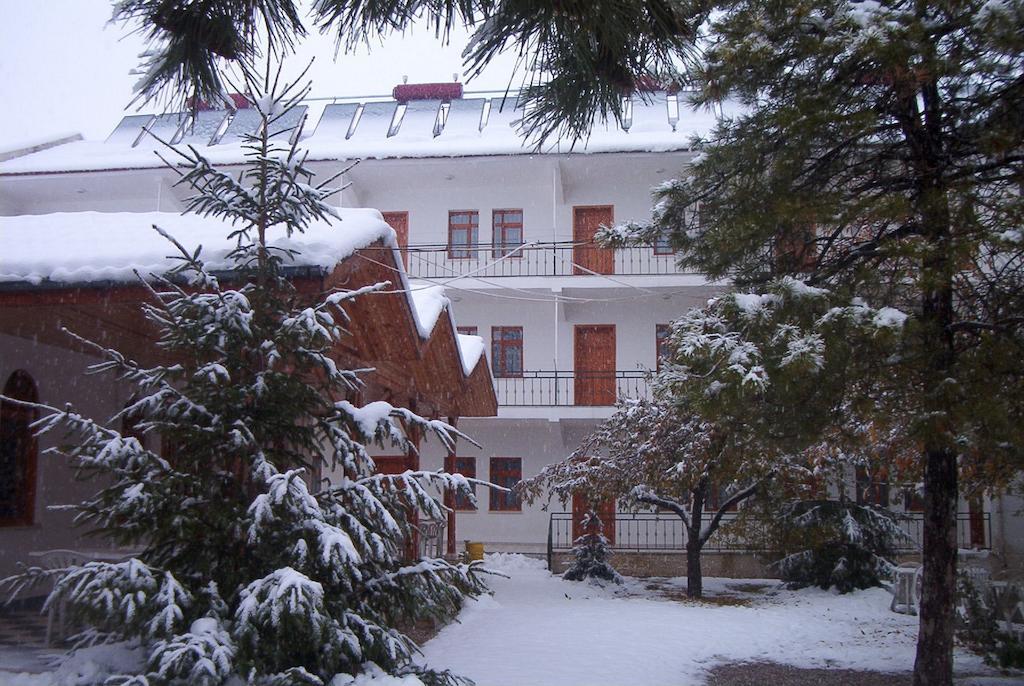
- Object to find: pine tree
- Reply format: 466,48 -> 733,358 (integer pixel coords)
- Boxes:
601,3 -> 1024,683
562,509 -> 622,585
1,75 -> 487,686
771,499 -> 907,593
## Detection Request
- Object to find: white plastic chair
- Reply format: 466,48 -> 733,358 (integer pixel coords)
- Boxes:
891,561 -> 923,615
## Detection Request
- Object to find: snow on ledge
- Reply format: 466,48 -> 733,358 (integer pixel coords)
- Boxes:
456,334 -> 485,377
407,281 -> 450,339
0,210 -> 394,286
405,281 -> 487,379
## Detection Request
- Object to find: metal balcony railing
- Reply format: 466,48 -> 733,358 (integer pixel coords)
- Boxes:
546,511 -> 992,556
395,241 -> 690,279
494,370 -> 650,406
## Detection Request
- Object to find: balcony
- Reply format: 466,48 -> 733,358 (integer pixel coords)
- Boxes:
493,370 -> 649,407
400,241 -> 691,279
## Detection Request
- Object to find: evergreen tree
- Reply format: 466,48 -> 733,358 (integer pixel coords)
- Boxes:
2,76 -> 486,686
771,499 -> 907,593
562,509 -> 622,585
601,3 -> 1024,684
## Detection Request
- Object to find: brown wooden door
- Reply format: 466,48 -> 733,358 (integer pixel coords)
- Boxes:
574,325 -> 616,406
573,205 -> 614,275
572,492 -> 616,546
968,498 -> 986,548
382,211 -> 409,269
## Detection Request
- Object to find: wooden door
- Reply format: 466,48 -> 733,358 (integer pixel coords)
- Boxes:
573,206 -> 614,275
382,211 -> 409,269
968,497 -> 986,548
572,492 -> 616,546
574,325 -> 616,406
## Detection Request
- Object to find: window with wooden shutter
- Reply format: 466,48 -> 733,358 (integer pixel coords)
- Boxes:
491,326 -> 523,378
453,457 -> 477,511
448,210 -> 479,259
492,209 -> 524,258
489,457 -> 522,511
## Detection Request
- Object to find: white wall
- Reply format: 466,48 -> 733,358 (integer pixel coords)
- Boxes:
0,333 -> 130,582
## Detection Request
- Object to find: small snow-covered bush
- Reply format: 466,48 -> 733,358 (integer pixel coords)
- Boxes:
563,511 -> 622,584
771,500 -> 904,593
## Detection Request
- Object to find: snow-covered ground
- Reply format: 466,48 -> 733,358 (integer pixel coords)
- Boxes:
1,553 -> 1016,686
421,554 -> 1002,686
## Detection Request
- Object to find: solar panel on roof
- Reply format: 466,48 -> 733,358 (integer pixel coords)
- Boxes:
175,110 -> 231,146
351,102 -> 400,140
139,113 -> 189,147
267,105 -> 308,143
388,100 -> 443,139
387,104 -> 407,137
215,108 -> 263,144
310,103 -> 360,140
440,99 -> 486,136
105,115 -> 155,146
484,97 -> 524,134
627,93 -> 674,134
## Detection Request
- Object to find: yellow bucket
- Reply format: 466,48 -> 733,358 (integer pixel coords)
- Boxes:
465,541 -> 485,561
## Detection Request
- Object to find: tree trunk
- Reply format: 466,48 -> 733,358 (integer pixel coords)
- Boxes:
686,480 -> 707,598
913,446 -> 958,686
686,536 -> 703,598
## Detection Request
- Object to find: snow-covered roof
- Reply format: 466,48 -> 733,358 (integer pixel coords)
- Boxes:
0,210 -> 391,285
456,333 -> 485,377
0,92 -> 731,175
0,210 -> 489,382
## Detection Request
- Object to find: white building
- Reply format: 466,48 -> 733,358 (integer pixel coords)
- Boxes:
2,82 -> 1020,575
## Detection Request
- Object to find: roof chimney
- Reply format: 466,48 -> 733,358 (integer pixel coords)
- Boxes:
392,82 -> 464,103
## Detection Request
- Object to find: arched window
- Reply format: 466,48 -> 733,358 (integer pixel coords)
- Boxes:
0,370 -> 39,526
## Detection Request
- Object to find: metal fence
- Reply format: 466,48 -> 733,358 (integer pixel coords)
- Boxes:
547,510 -> 991,557
398,241 -> 690,279
494,370 -> 650,406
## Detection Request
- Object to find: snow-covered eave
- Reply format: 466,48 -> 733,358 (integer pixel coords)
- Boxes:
392,256 -> 489,383
0,210 -> 393,287
0,145 -> 694,178
0,264 -> 332,294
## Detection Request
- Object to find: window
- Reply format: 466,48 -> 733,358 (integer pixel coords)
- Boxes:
457,326 -> 478,336
492,209 -> 524,257
453,457 -> 477,511
0,370 -> 38,526
855,467 -> 890,507
654,232 -> 674,255
491,326 -> 523,378
448,210 -> 479,259
489,457 -> 522,511
656,324 -> 671,371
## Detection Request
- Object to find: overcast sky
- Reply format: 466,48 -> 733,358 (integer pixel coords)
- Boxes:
0,0 -> 521,148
